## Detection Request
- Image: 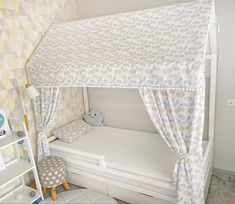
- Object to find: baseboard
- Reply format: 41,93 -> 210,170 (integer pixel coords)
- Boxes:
213,167 -> 235,176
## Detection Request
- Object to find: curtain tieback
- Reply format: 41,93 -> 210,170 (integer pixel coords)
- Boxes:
178,147 -> 200,160
172,148 -> 199,187
178,151 -> 193,160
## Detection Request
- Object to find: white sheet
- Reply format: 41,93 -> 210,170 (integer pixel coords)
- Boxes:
50,126 -> 208,182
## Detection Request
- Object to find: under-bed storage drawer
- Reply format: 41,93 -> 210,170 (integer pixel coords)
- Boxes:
67,169 -> 108,194
108,185 -> 174,204
66,166 -> 176,204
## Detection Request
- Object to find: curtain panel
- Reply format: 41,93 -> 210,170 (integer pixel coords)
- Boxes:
139,89 -> 205,203
32,87 -> 60,162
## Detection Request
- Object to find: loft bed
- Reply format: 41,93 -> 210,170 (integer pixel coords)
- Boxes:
26,0 -> 217,203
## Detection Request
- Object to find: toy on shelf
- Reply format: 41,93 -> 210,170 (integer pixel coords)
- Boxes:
0,110 -> 10,138
17,131 -> 25,145
0,130 -> 6,137
29,190 -> 36,197
16,131 -> 25,137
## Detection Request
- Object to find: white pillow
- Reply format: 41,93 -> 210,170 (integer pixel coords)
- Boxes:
51,120 -> 93,143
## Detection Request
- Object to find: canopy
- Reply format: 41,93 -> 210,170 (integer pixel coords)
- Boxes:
29,0 -> 213,203
27,0 -> 211,90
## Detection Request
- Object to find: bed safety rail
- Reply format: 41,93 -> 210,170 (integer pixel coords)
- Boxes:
49,142 -> 106,168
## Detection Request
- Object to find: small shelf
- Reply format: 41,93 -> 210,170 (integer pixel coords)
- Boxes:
1,185 -> 41,204
0,133 -> 26,150
0,160 -> 34,188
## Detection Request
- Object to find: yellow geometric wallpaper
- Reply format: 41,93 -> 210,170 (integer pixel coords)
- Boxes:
0,0 -> 84,154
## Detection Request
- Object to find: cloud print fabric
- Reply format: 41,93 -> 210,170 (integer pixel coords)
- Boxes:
27,0 -> 211,91
27,0 -> 211,203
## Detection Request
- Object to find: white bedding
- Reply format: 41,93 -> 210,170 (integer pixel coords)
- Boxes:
50,126 -> 208,183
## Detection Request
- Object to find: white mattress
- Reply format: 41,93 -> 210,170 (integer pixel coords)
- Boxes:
50,126 -> 208,183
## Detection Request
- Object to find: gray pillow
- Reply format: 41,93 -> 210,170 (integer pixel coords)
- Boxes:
51,120 -> 93,143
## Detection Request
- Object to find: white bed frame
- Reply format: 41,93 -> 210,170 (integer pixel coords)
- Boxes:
59,137 -> 213,204
48,2 -> 218,203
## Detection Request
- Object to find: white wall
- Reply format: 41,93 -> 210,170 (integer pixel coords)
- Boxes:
77,0 -> 235,172
214,0 -> 235,172
88,88 -> 157,133
77,0 -> 189,18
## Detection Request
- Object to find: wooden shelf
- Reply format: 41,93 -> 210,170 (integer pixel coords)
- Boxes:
0,134 -> 26,150
0,116 -> 43,203
0,160 -> 34,188
1,185 -> 41,204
